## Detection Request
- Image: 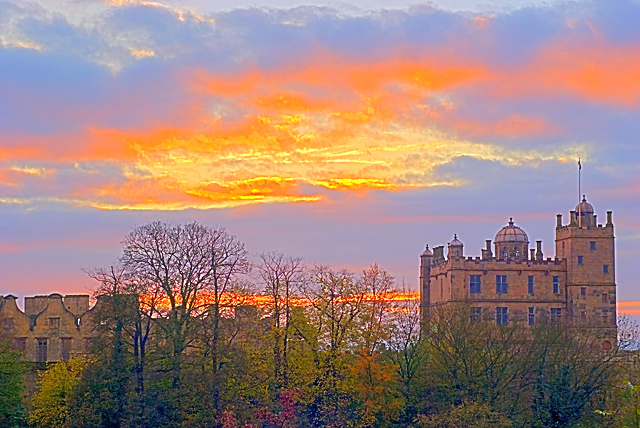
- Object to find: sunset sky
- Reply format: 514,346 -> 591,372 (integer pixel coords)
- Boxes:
1,0 -> 639,314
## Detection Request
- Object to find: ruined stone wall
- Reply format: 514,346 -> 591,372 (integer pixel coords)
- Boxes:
0,294 -> 97,362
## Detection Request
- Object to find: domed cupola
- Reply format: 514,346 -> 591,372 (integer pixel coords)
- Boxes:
494,218 -> 529,260
574,195 -> 596,227
448,234 -> 464,258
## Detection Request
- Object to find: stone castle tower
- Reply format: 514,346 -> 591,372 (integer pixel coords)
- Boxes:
556,196 -> 616,326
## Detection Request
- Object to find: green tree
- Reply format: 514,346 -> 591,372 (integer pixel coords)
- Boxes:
422,304 -> 530,415
29,357 -> 87,428
298,266 -> 368,428
0,339 -> 27,427
529,320 -> 623,428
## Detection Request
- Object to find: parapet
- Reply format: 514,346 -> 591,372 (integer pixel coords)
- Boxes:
64,295 -> 90,316
25,296 -> 49,316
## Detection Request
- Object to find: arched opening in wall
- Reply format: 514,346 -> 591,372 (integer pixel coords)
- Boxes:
602,340 -> 612,351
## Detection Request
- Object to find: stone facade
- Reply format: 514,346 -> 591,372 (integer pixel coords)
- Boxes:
419,195 -> 617,344
0,294 -> 97,363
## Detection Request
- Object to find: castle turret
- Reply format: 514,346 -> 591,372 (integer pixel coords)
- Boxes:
419,245 -> 433,327
447,234 -> 464,259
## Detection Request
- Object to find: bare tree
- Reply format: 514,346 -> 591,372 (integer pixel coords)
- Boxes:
119,221 -> 250,403
359,263 -> 397,355
387,290 -> 427,423
257,251 -> 305,391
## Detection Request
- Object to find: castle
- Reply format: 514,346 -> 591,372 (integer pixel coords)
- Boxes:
0,294 -> 96,362
419,195 -> 617,346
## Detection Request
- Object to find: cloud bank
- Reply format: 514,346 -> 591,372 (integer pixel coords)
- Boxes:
2,0 -> 639,210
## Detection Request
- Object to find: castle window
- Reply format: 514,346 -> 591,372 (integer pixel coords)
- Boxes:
528,307 -> 535,325
61,338 -> 72,361
12,338 -> 26,352
602,293 -> 609,303
552,276 -> 559,294
496,275 -> 508,294
528,276 -> 534,294
496,307 -> 508,325
603,265 -> 609,274
36,338 -> 48,363
471,307 -> 482,323
577,256 -> 583,265
2,318 -> 14,331
48,317 -> 60,329
602,313 -> 608,324
470,275 -> 481,294
590,241 -> 596,250
550,308 -> 562,324
580,287 -> 586,296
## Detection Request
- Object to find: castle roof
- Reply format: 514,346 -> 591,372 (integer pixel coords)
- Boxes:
420,245 -> 433,257
494,218 -> 529,243
575,195 -> 594,215
448,234 -> 463,247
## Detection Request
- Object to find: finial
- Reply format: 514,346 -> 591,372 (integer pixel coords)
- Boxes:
582,195 -> 586,202
425,244 -> 429,250
509,217 -> 514,226
454,234 -> 457,239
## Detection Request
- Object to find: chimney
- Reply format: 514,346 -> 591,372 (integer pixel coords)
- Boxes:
536,241 -> 543,261
556,214 -> 562,228
606,211 -> 613,226
530,248 -> 536,260
569,211 -> 577,226
482,240 -> 493,260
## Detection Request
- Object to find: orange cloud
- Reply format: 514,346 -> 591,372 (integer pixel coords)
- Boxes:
450,114 -> 558,138
490,40 -> 640,106
194,53 -> 487,97
4,45 -> 606,210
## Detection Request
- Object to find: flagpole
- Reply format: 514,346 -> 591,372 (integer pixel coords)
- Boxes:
578,158 -> 582,228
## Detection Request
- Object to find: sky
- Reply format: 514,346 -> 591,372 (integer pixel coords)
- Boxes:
0,0 -> 639,314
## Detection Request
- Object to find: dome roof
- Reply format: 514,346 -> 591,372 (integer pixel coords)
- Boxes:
420,245 -> 433,257
448,234 -> 463,247
494,218 -> 529,243
575,195 -> 594,214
